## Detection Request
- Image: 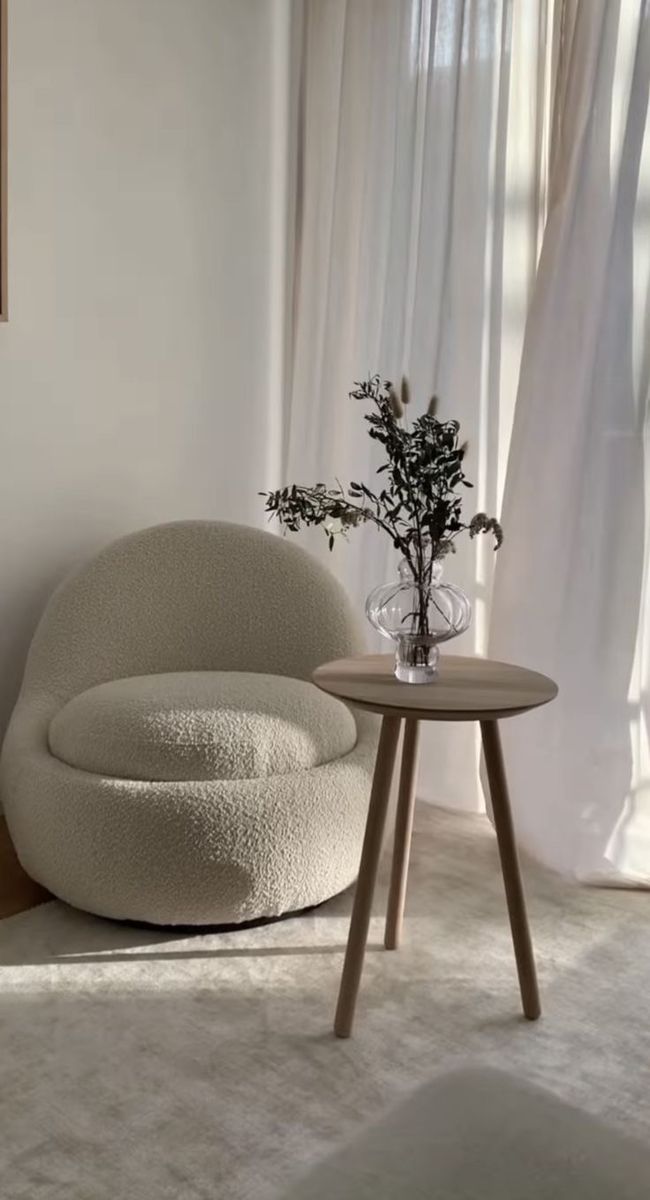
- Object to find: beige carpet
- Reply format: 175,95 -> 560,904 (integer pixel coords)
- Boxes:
1,804 -> 649,1199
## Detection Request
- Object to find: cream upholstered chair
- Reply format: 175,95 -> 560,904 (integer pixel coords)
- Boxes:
0,521 -> 376,925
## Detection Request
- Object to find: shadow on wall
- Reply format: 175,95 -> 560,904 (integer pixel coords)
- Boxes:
0,520 -> 186,743
0,521 -> 118,743
0,565 -> 69,740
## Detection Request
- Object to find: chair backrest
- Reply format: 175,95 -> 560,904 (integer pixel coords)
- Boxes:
19,521 -> 365,703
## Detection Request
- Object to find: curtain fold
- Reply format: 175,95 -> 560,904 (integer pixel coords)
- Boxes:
285,0 -> 547,810
282,0 -> 650,878
489,0 -> 650,882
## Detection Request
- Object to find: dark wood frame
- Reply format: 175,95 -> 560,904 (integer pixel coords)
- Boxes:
0,0 -> 6,320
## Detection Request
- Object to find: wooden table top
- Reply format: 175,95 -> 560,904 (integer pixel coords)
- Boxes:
313,654 -> 558,722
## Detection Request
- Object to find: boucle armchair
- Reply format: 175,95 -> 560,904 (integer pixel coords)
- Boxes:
0,521 -> 376,925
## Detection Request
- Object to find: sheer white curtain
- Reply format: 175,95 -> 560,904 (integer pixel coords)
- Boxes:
281,0 -> 650,879
284,0 -> 551,810
489,0 -> 650,883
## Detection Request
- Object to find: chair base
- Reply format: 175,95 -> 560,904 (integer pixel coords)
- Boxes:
120,894 -> 337,935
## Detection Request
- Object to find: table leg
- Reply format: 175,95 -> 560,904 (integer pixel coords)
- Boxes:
384,719 -> 420,950
334,715 -> 401,1038
480,719 -> 541,1020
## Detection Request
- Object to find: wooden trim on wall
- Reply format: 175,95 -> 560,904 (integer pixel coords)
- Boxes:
0,0 -> 7,321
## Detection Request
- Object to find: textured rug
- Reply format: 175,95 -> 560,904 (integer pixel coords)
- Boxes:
1,804 -> 649,1199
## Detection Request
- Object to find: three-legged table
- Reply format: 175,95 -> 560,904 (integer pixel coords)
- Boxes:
313,654 -> 558,1038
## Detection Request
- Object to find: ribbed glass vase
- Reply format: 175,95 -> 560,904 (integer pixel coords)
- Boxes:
366,558 -> 471,683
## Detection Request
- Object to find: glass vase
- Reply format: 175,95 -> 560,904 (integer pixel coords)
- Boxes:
366,558 -> 471,683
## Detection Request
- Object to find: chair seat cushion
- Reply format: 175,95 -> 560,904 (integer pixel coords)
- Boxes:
48,671 -> 357,783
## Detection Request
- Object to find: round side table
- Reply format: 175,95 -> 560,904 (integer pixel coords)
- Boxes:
313,653 -> 558,1038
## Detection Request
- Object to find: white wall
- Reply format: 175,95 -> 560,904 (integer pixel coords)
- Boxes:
0,0 -> 280,734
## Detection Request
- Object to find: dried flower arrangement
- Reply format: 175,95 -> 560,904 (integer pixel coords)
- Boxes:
262,376 -> 502,645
